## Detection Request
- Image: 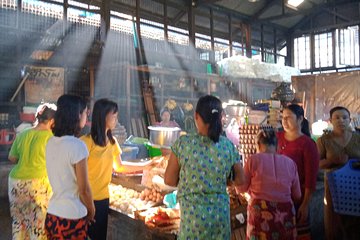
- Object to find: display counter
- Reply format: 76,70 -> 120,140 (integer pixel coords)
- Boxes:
108,208 -> 176,240
108,158 -> 247,240
108,175 -> 177,239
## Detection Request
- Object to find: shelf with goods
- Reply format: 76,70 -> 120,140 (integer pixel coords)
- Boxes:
125,65 -> 222,130
125,64 -> 279,133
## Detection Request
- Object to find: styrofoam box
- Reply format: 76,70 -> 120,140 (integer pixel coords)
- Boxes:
23,106 -> 37,114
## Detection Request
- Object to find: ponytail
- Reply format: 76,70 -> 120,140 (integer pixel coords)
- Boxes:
196,95 -> 223,143
208,110 -> 222,142
301,118 -> 311,137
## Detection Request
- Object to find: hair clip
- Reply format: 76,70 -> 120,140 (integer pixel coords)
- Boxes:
211,109 -> 218,114
37,105 -> 46,116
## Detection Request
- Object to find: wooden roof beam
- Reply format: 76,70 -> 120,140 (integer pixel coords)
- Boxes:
252,0 -> 279,20
170,9 -> 187,25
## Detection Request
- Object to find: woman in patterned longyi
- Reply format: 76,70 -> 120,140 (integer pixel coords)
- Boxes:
165,95 -> 245,240
45,95 -> 95,239
8,103 -> 56,240
237,129 -> 301,240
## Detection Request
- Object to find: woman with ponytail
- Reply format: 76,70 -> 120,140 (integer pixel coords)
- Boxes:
165,95 -> 245,240
277,104 -> 319,240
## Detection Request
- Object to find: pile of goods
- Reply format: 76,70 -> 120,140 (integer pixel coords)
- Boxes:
239,124 -> 273,161
239,124 -> 259,159
109,184 -> 157,216
139,188 -> 164,203
227,185 -> 248,230
141,155 -> 172,190
135,207 -> 180,233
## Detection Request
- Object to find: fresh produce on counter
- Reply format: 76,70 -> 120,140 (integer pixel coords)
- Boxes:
139,187 -> 164,203
109,184 -> 157,217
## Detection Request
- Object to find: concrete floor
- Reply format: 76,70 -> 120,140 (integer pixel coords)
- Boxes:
0,198 -> 12,240
0,160 -> 325,240
0,189 -> 325,240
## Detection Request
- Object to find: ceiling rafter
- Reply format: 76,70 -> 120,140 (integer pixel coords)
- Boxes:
287,0 -> 360,35
194,0 -> 222,7
259,0 -> 356,22
251,0 -> 279,21
169,10 -> 187,25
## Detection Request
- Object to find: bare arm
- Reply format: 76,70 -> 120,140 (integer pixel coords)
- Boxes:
113,155 -> 153,173
316,136 -> 344,169
164,152 -> 180,187
233,162 -> 245,186
75,158 -> 95,221
297,188 -> 313,224
8,156 -> 18,164
235,157 -> 251,193
291,171 -> 302,202
319,158 -> 333,169
319,154 -> 348,169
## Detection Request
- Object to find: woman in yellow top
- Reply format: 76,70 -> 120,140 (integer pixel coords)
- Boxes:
81,98 -> 146,240
8,103 -> 56,239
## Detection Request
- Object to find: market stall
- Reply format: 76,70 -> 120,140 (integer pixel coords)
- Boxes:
107,148 -> 248,240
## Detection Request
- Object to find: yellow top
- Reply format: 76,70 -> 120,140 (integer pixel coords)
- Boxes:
80,134 -> 121,200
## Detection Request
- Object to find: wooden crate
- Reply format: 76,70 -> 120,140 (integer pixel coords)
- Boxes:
231,227 -> 246,240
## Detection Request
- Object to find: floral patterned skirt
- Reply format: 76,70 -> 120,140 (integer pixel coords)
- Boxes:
247,199 -> 297,240
8,176 -> 52,240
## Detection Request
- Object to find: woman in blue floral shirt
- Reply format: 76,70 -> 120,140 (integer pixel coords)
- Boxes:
165,95 -> 245,240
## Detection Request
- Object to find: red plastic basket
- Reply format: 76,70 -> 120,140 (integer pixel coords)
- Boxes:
19,113 -> 35,122
327,159 -> 360,216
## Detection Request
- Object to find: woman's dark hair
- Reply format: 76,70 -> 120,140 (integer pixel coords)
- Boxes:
52,94 -> 87,137
284,104 -> 311,137
256,129 -> 277,147
196,95 -> 223,143
35,103 -> 57,124
91,98 -> 118,147
330,106 -> 350,118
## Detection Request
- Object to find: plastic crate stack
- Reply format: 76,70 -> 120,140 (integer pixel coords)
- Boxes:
239,124 -> 273,162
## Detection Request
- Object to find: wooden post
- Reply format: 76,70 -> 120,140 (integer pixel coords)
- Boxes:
89,66 -> 95,109
245,23 -> 252,58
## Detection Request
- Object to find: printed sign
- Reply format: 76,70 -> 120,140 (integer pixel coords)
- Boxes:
24,66 -> 64,104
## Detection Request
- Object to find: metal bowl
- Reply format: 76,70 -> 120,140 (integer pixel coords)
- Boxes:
225,105 -> 247,117
148,126 -> 181,147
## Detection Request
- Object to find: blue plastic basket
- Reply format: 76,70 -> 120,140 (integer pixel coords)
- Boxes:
327,159 -> 360,216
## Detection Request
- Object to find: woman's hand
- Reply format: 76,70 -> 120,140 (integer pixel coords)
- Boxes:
86,203 -> 96,223
297,202 -> 309,224
334,153 -> 348,165
164,152 -> 180,187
